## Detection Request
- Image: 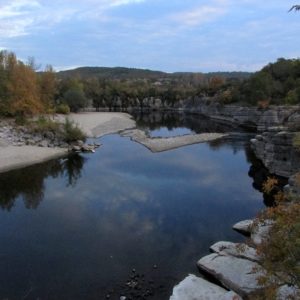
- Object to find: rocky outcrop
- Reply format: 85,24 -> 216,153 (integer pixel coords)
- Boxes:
284,173 -> 300,198
170,274 -> 242,300
182,98 -> 300,132
251,130 -> 300,177
90,96 -> 300,132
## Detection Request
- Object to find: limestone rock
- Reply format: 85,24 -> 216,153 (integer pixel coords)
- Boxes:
251,131 -> 300,177
251,221 -> 273,245
276,284 -> 299,300
169,274 -> 242,300
39,140 -> 49,147
232,219 -> 254,235
210,241 -> 259,262
197,253 -> 263,297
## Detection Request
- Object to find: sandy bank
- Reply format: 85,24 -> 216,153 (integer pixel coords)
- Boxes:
0,112 -> 226,173
121,129 -> 227,152
59,112 -> 136,137
0,146 -> 68,173
0,112 -> 135,173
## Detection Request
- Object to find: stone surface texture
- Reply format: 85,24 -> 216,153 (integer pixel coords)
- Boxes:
169,274 -> 242,300
197,253 -> 263,297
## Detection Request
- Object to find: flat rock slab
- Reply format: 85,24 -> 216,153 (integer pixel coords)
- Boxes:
169,274 -> 242,300
210,241 -> 259,262
122,129 -> 227,152
232,219 -> 254,235
197,253 -> 263,297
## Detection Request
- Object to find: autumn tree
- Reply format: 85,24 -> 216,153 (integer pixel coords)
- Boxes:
8,59 -> 42,116
39,65 -> 57,111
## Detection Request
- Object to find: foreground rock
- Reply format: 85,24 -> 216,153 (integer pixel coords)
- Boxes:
197,254 -> 263,298
277,284 -> 300,300
121,129 -> 227,152
170,274 -> 242,300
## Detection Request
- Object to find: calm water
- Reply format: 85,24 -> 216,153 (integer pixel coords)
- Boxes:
0,114 -> 270,299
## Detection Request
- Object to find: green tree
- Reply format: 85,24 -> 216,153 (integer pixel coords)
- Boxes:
63,80 -> 87,112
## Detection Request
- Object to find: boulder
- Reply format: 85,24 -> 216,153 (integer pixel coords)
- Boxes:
276,284 -> 299,300
232,219 -> 254,235
251,221 -> 273,245
210,241 -> 259,262
169,274 -> 242,300
38,140 -> 49,147
198,253 -> 263,297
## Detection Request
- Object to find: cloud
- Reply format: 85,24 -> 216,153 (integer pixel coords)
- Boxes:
0,0 -> 147,39
110,0 -> 146,7
0,0 -> 41,37
170,0 -> 229,27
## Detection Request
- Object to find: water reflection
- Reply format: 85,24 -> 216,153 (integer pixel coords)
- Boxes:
131,111 -> 235,134
0,113 -> 281,299
0,154 -> 85,210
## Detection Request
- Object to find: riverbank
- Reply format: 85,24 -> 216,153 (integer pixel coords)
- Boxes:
0,112 -> 228,173
0,113 -> 136,173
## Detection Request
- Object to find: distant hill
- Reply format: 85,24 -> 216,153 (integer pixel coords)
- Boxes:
57,67 -> 168,80
57,66 -> 252,81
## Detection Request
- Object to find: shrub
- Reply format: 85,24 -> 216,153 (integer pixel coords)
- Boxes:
262,177 -> 279,194
29,116 -> 60,134
63,118 -> 86,143
15,114 -> 27,126
55,104 -> 70,114
255,177 -> 300,299
256,201 -> 300,299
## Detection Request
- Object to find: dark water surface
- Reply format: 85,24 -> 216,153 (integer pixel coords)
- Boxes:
0,114 -> 268,299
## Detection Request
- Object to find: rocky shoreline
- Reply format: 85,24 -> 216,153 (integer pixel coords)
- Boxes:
83,97 -> 300,132
170,124 -> 300,299
170,203 -> 299,299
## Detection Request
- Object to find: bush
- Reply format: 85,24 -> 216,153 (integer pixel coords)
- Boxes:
15,115 -> 27,126
28,116 -> 60,134
63,118 -> 86,143
255,177 -> 300,299
256,201 -> 300,299
55,104 -> 70,114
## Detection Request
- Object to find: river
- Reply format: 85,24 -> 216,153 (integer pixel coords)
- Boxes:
0,113 -> 274,299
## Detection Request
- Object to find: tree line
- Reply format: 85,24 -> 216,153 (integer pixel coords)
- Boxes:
0,50 -> 299,117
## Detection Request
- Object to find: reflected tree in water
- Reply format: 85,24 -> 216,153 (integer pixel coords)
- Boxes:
132,112 -> 234,134
0,154 -> 85,210
63,154 -> 86,187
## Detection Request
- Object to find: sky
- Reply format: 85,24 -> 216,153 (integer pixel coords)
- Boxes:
0,0 -> 299,72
